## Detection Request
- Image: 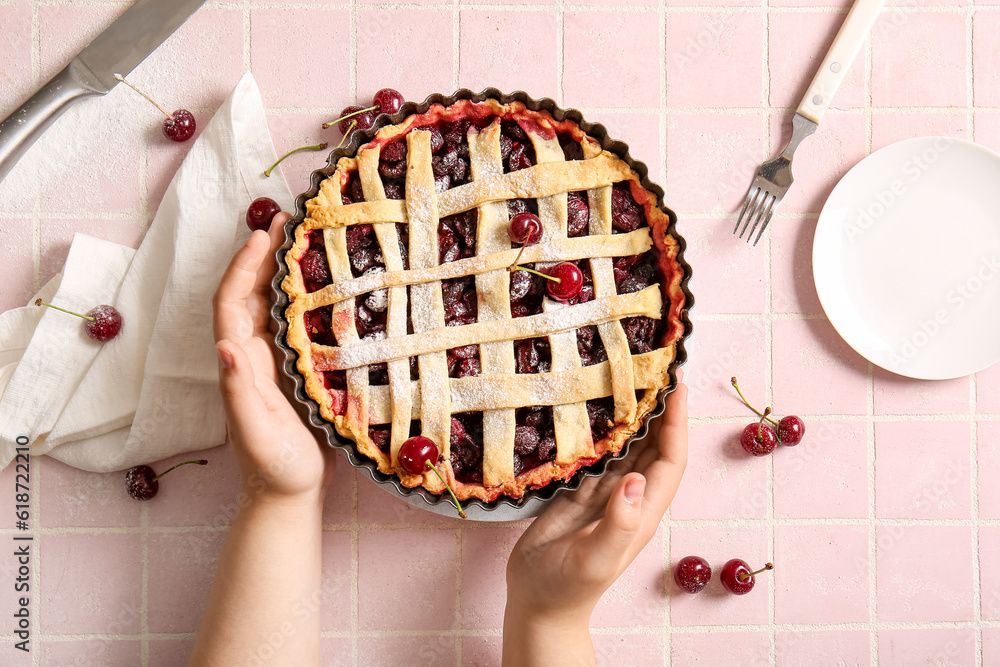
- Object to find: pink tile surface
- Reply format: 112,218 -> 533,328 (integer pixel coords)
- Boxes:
776,629 -> 870,666
146,530 -> 228,634
873,367 -> 970,415
39,534 -> 142,634
671,422 -> 769,520
358,529 -> 458,631
356,9 -> 454,102
0,220 -> 35,312
1,1 -> 994,662
458,10 -> 559,96
774,524 -> 870,624
40,640 -> 140,665
876,525 -> 975,622
981,526 -> 1000,619
666,12 -> 764,108
672,631 -> 771,666
878,627 -> 976,666
39,456 -> 141,528
564,11 -> 661,108
666,112 -> 764,214
774,420 -> 869,519
772,318 -> 870,415
682,219 -> 768,314
685,318 -> 767,418
460,528 -> 520,629
874,421 -> 972,519
872,12 -> 969,108
979,422 -> 1000,519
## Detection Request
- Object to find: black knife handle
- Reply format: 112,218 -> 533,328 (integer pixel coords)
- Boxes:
0,60 -> 105,185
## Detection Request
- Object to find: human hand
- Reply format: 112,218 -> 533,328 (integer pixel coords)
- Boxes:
503,377 -> 688,665
212,214 -> 336,506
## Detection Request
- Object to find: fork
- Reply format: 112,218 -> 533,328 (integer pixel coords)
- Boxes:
735,0 -> 886,245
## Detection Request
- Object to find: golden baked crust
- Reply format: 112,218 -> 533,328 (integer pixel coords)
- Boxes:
281,99 -> 685,503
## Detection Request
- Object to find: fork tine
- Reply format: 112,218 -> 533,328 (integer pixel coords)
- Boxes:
734,186 -> 757,235
744,192 -> 773,243
737,187 -> 764,239
752,201 -> 778,246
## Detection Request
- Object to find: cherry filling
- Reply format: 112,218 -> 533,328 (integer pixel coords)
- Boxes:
302,111 -> 667,484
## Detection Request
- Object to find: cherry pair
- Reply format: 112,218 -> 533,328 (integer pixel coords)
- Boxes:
674,556 -> 773,595
731,377 -> 805,457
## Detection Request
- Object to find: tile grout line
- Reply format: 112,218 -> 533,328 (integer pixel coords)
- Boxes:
762,0 -> 776,657
350,470 -> 359,666
140,502 -> 149,667
453,0 -> 460,93
32,453 -> 41,667
350,0 -> 357,103
972,373 -> 983,666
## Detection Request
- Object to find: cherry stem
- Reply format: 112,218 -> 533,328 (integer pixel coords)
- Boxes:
264,142 -> 329,178
509,265 -> 561,284
731,377 -> 780,426
322,104 -> 379,130
151,459 -> 208,483
114,74 -> 172,120
507,245 -> 527,270
335,121 -> 357,149
425,461 -> 467,519
738,562 -> 774,582
756,407 -> 771,442
34,298 -> 94,322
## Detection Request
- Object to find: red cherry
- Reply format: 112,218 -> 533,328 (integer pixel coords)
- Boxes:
125,459 -> 207,501
398,436 -> 439,475
720,559 -> 773,595
163,109 -> 196,142
674,556 -> 712,594
125,465 -> 158,500
545,262 -> 584,301
246,197 -> 281,231
85,305 -> 123,342
740,407 -> 777,457
337,105 -> 377,135
508,212 -> 542,245
373,88 -> 404,115
778,415 -> 805,446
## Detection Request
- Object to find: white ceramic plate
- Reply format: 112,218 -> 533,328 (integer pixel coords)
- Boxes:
813,137 -> 1000,380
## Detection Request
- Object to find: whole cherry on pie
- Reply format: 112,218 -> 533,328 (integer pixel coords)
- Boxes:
281,96 -> 688,504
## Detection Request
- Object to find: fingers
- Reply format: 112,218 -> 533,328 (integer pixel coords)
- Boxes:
576,472 -> 646,580
213,230 -> 272,343
216,339 -> 269,445
636,381 -> 689,518
257,212 -> 290,292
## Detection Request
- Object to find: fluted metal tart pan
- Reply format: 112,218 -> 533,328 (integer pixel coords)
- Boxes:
271,88 -> 694,521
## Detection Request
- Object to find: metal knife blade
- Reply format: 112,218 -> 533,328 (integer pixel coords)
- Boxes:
75,0 -> 209,93
0,0 -> 209,184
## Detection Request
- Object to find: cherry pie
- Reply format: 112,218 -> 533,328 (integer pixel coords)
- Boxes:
280,95 -> 687,503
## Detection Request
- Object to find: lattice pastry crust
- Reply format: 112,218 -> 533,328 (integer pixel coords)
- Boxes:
282,99 -> 686,502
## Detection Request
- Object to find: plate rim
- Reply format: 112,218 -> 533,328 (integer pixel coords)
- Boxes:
812,135 -> 1000,381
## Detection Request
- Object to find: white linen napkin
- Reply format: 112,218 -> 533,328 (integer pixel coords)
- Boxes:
0,72 -> 293,472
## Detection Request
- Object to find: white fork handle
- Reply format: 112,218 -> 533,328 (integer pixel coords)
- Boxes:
797,0 -> 886,124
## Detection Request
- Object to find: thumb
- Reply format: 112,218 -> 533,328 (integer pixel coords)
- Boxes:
579,473 -> 646,579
